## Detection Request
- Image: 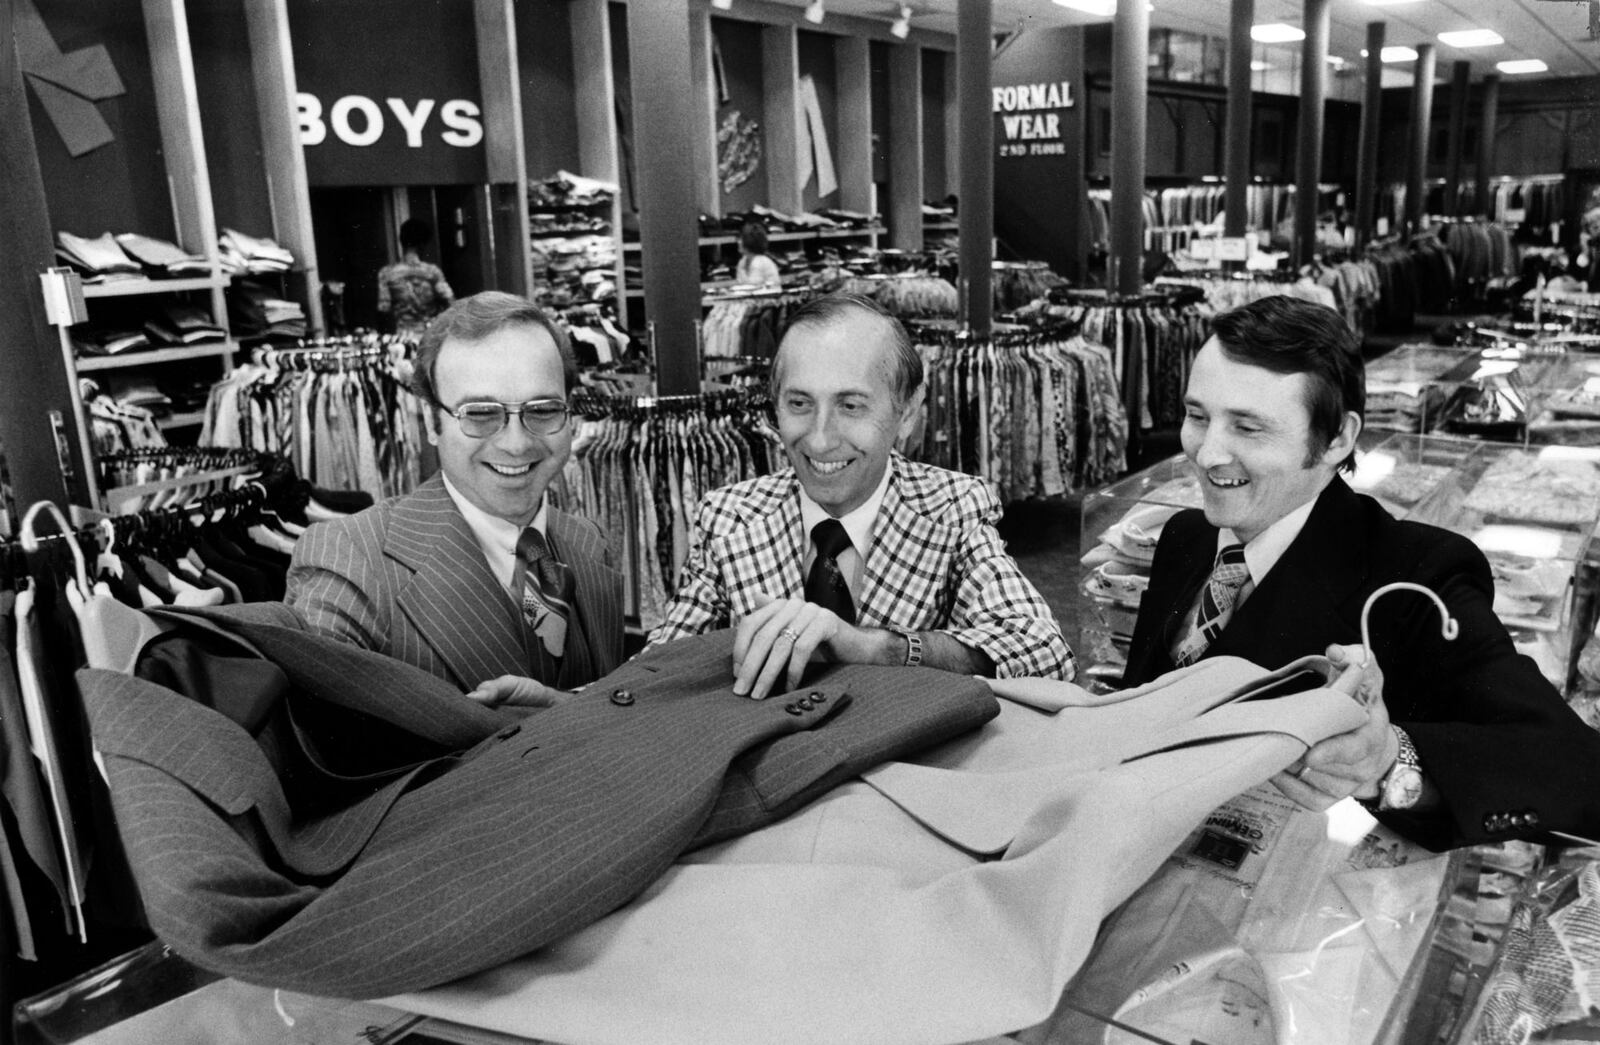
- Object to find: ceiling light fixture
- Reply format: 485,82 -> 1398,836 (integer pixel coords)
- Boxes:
1360,45 -> 1419,62
1438,28 -> 1504,48
1250,60 -> 1272,71
890,5 -> 912,39
1052,0 -> 1116,15
1251,23 -> 1305,44
710,0 -> 732,9
1496,58 -> 1548,74
804,0 -> 824,24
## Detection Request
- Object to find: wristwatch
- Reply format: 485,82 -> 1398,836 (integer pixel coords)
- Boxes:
898,629 -> 924,668
1376,726 -> 1425,811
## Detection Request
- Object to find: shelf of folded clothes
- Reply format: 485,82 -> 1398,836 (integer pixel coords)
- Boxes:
56,229 -> 216,290
75,341 -> 237,372
81,274 -> 226,299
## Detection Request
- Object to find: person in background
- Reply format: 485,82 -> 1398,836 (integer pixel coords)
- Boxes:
734,222 -> 783,289
377,218 -> 455,340
287,292 -> 624,707
650,293 -> 1073,700
1122,294 -> 1600,850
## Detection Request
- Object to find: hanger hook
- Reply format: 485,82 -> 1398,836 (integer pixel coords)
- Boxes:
19,500 -> 90,596
1358,582 -> 1459,668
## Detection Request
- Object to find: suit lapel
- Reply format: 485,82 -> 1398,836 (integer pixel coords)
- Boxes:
859,459 -> 958,630
547,507 -> 623,682
386,478 -> 529,689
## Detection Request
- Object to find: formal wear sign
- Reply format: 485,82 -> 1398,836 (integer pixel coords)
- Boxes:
993,28 -> 1086,279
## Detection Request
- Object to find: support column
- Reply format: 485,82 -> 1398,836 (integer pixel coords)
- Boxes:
943,47 -> 960,209
836,35 -> 873,214
1476,73 -> 1500,219
956,0 -> 992,332
762,25 -> 802,215
1223,0 -> 1254,239
1405,43 -> 1436,234
1444,60 -> 1469,216
1294,0 -> 1330,268
1354,20 -> 1383,246
626,0 -> 704,396
887,40 -> 924,252
1109,0 -> 1149,296
571,0 -> 620,183
1061,26 -> 1087,284
688,6 -> 719,216
474,0 -> 532,296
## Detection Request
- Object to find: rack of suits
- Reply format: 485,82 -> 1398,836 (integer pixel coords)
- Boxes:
200,336 -> 426,501
1433,220 -> 1520,306
905,322 -> 1129,499
1455,175 -> 1565,232
700,290 -> 813,360
0,460 -> 337,982
558,389 -> 783,630
558,306 -> 634,367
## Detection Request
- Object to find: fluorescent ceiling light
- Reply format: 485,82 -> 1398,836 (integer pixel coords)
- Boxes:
1053,0 -> 1116,14
1497,58 -> 1548,74
889,4 -> 911,38
1252,23 -> 1305,43
1362,45 -> 1419,62
1250,60 -> 1272,71
804,0 -> 824,24
1326,55 -> 1347,66
710,0 -> 732,8
1438,28 -> 1504,48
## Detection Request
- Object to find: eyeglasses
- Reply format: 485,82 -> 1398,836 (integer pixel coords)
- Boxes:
439,398 -> 571,438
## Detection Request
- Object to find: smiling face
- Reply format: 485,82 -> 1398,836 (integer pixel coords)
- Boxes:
427,323 -> 571,527
1180,337 -> 1357,544
773,310 -> 920,518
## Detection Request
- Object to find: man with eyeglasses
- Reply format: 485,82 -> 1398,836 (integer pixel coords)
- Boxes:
287,292 -> 624,705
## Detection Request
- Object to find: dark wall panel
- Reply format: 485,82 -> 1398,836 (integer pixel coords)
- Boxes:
797,28 -> 838,212
188,0 -> 273,237
517,0 -> 581,179
711,17 -> 766,214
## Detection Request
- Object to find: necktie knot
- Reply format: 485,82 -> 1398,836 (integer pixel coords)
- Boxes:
811,519 -> 852,559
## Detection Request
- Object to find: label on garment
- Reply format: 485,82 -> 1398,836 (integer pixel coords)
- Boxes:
1169,785 -> 1298,908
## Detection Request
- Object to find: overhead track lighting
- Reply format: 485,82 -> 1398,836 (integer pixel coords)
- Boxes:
804,0 -> 825,24
890,5 -> 912,39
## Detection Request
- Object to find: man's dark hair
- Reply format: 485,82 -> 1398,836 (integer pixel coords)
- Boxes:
773,292 -> 923,404
413,291 -> 578,410
399,218 -> 434,252
1208,295 -> 1364,473
739,221 -> 770,256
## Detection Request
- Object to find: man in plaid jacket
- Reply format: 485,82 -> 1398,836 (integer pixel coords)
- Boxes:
650,294 -> 1073,700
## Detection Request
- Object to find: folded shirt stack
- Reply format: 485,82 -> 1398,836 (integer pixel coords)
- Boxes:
227,281 -> 305,341
55,231 -> 144,284
219,228 -> 295,275
114,233 -> 212,277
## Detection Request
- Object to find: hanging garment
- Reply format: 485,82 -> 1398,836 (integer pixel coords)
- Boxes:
391,653 -> 1369,1045
79,608 -> 998,998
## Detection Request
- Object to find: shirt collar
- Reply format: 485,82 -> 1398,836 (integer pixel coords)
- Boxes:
797,459 -> 894,557
442,474 -> 547,587
1219,495 -> 1318,586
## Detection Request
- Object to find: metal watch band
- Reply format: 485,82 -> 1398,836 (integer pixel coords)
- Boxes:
901,630 -> 924,668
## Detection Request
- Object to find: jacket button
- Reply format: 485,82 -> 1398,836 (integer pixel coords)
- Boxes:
785,703 -> 803,715
496,724 -> 521,740
796,697 -> 815,711
610,689 -> 635,707
810,691 -> 827,703
1526,811 -> 1540,827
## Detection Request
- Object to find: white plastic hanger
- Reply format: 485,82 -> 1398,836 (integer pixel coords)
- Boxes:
1357,582 -> 1460,680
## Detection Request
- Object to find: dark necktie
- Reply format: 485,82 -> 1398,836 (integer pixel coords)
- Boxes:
804,519 -> 856,625
1175,542 -> 1249,667
515,527 -> 575,658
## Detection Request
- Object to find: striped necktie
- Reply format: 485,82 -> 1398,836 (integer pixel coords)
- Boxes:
1174,543 -> 1249,668
515,527 -> 575,659
804,519 -> 856,625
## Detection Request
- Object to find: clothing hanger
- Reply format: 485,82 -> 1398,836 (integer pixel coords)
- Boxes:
1356,581 -> 1459,681
19,501 -> 90,602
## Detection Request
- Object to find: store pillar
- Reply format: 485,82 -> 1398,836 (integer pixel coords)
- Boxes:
1110,0 -> 1149,296
887,40 -> 925,252
1445,60 -> 1470,217
1355,20 -> 1384,246
1477,74 -> 1500,220
1223,0 -> 1253,242
957,0 -> 991,334
1406,44 -> 1437,234
1294,0 -> 1330,269
836,35 -> 873,215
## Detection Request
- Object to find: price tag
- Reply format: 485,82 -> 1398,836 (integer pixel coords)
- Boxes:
1216,236 -> 1253,261
1190,238 -> 1217,260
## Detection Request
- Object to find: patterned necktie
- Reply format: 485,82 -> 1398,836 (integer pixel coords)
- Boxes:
515,527 -> 575,658
1174,543 -> 1249,667
804,519 -> 856,625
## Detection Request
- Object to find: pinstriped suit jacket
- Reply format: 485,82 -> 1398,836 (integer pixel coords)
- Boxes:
285,475 -> 624,691
649,453 -> 1074,680
76,603 -> 997,998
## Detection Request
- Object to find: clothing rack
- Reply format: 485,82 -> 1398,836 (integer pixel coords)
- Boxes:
557,388 -> 783,631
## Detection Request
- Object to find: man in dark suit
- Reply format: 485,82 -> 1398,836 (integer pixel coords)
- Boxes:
1124,295 -> 1600,850
287,292 -> 623,703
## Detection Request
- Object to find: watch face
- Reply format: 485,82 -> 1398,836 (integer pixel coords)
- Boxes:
1385,766 -> 1425,810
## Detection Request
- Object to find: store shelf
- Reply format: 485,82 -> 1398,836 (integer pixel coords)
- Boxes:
923,221 -> 959,232
621,226 -> 886,252
156,410 -> 207,430
81,275 -> 226,299
76,341 -> 236,372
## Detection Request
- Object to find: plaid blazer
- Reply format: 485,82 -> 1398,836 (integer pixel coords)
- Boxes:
285,475 -> 624,691
650,454 -> 1073,680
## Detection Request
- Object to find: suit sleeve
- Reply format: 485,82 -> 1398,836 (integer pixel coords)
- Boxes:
941,481 -> 1076,681
1371,533 -> 1600,850
647,496 -> 733,647
284,515 -> 389,652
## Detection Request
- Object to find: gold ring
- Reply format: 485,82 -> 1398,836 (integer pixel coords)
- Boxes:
778,627 -> 801,643
1296,765 -> 1312,781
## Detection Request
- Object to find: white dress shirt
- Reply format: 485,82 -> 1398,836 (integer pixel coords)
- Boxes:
442,474 -> 549,596
797,463 -> 893,601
